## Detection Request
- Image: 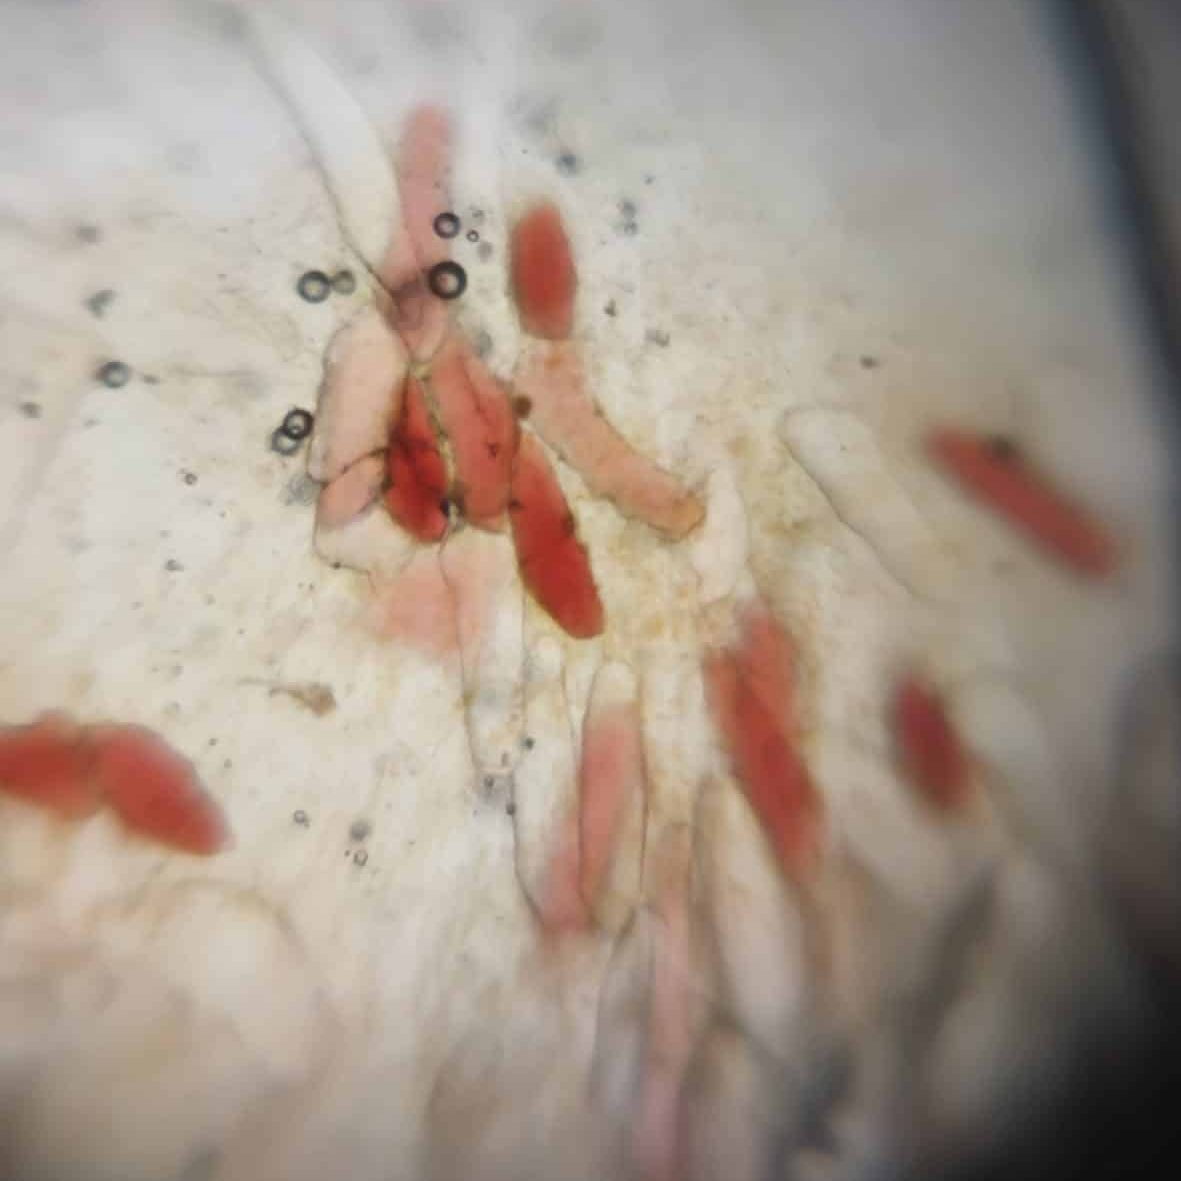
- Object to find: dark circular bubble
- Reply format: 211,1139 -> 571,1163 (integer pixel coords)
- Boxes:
271,427 -> 301,457
280,407 -> 315,441
293,809 -> 310,826
297,270 -> 332,303
433,211 -> 461,239
427,260 -> 467,301
98,360 -> 131,388
466,229 -> 479,243
331,270 -> 356,295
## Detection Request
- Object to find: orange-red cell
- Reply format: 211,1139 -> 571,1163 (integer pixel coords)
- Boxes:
508,433 -> 604,639
91,724 -> 228,855
0,712 -> 99,820
428,336 -> 518,525
892,676 -> 970,812
384,375 -> 449,542
509,201 -> 577,340
926,429 -> 1117,577
704,650 -> 821,879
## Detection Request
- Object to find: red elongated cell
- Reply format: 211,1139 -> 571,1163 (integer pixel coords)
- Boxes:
0,712 -> 99,820
386,105 -> 454,361
893,676 -> 970,811
926,429 -> 1117,577
398,105 -> 453,272
509,201 -> 576,340
704,651 -> 821,879
384,376 -> 448,542
508,433 -> 604,638
428,336 -> 518,525
737,598 -> 797,735
91,725 -> 228,855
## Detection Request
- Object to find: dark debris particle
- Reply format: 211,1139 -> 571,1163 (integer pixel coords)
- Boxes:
280,407 -> 314,441
331,269 -> 357,295
512,395 -> 532,419
85,289 -> 115,318
483,775 -> 495,790
349,818 -> 372,842
620,221 -> 639,237
181,470 -> 198,485
165,558 -> 183,572
438,496 -> 452,518
523,736 -> 535,750
297,270 -> 332,303
270,428 -> 302,457
466,229 -> 480,243
506,801 -> 516,816
556,151 -> 580,176
19,401 -> 41,419
353,849 -> 369,867
473,329 -> 493,359
98,360 -> 131,388
619,199 -> 637,220
75,224 -> 101,244
859,355 -> 880,370
988,435 -> 1020,462
645,328 -> 670,347
293,809 -> 309,826
603,299 -> 617,317
427,260 -> 467,301
433,211 -> 461,239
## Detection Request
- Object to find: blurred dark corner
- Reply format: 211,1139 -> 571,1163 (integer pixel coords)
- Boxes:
921,3 -> 1181,1181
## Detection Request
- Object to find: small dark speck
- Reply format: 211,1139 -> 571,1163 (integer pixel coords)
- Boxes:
645,328 -> 670,348
859,355 -> 879,370
331,270 -> 356,295
222,758 -> 232,769
97,360 -> 131,388
207,737 -> 218,746
644,175 -> 654,185
556,151 -> 580,176
523,736 -> 535,750
85,289 -> 115,318
603,299 -> 617,317
473,329 -> 493,358
477,241 -> 493,262
506,801 -> 516,816
470,207 -> 486,224
165,558 -> 183,572
19,401 -> 41,419
621,221 -> 639,237
483,775 -> 495,790
349,818 -> 372,842
619,199 -> 637,219
142,374 -> 160,385
466,229 -> 480,243
512,395 -> 532,419
181,470 -> 198,485
293,809 -> 310,826
75,224 -> 101,244
353,849 -> 368,867
988,435 -> 1020,462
